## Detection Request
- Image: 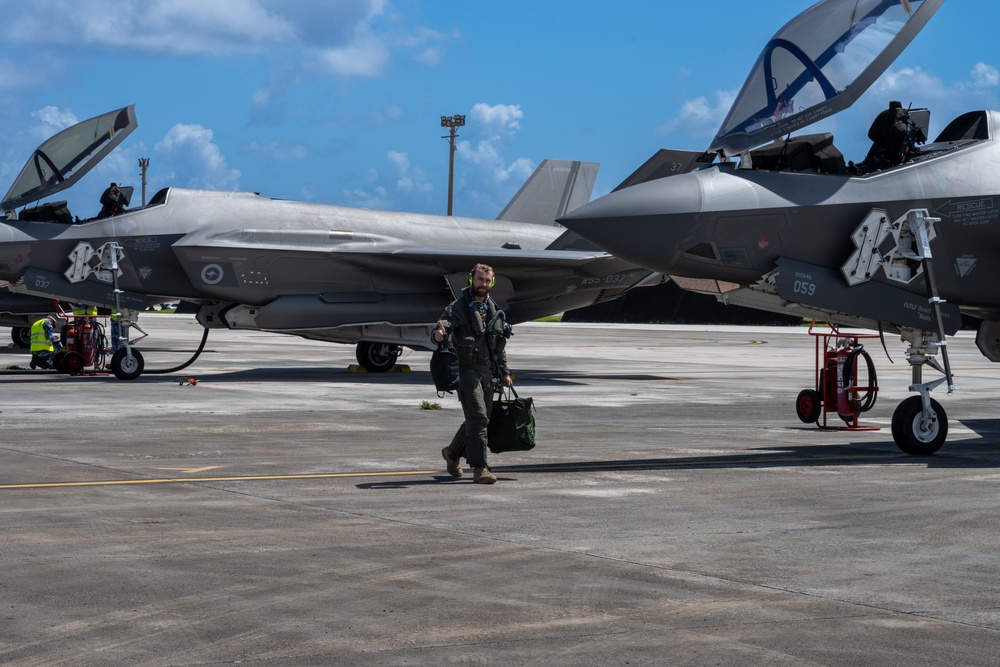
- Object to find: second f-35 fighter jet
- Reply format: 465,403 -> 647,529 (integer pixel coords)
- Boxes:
0,105 -> 659,378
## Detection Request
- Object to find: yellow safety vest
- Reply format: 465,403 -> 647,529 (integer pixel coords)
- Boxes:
29,319 -> 54,353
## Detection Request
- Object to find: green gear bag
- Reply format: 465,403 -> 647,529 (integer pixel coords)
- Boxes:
488,386 -> 536,454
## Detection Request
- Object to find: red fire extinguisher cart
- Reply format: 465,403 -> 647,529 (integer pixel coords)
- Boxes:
52,303 -> 110,376
796,322 -> 881,431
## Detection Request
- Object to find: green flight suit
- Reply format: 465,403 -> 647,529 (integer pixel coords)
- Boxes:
437,287 -> 510,469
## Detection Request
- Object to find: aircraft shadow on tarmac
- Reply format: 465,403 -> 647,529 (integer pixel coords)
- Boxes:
357,438 -> 1000,489
182,368 -> 673,386
960,419 -> 1000,440
0,366 -> 675,386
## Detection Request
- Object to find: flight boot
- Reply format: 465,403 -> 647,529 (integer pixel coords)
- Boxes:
474,467 -> 496,484
442,447 -> 462,478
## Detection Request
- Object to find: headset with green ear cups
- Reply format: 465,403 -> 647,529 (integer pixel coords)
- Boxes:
468,269 -> 495,287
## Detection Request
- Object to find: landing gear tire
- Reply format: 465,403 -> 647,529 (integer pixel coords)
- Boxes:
355,342 -> 400,373
891,395 -> 948,456
110,348 -> 144,380
795,389 -> 822,424
11,326 -> 29,347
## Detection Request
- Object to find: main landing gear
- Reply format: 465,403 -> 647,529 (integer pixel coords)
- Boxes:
355,341 -> 402,373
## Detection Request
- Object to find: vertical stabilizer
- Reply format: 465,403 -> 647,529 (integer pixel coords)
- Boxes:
497,159 -> 598,226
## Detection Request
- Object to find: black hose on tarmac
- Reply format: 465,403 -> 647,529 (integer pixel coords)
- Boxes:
144,326 -> 210,374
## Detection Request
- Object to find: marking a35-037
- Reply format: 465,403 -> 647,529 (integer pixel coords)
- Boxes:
581,273 -> 630,286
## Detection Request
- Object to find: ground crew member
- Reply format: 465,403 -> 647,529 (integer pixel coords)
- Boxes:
110,310 -> 123,352
29,315 -> 61,369
73,303 -> 98,317
433,263 -> 513,484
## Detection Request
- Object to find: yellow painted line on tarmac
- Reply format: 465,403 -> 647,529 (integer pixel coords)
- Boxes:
6,445 -> 995,492
0,451 -> 947,491
0,469 -> 441,490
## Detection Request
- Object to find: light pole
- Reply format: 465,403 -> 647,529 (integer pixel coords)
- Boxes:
138,157 -> 150,206
440,114 -> 465,216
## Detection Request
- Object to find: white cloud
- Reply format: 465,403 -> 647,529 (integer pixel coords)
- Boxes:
387,150 -> 432,194
246,140 -> 309,161
455,103 -> 532,188
502,157 -> 535,184
312,28 -> 391,78
0,0 -> 296,56
29,106 -> 78,140
971,62 -> 1000,88
0,0 -> 447,72
657,90 -> 736,140
874,67 -> 947,102
342,184 -> 389,210
342,167 -> 390,209
470,103 -> 523,135
154,124 -> 240,190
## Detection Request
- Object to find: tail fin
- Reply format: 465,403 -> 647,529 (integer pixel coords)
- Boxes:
496,159 -> 598,226
612,149 -> 716,192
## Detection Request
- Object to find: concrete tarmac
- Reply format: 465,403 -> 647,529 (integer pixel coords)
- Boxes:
2,316 -> 1000,666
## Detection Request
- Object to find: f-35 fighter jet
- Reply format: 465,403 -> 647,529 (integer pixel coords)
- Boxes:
560,0 -> 1000,455
0,105 -> 659,378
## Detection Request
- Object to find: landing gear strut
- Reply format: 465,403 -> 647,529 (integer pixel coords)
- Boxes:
891,329 -> 952,455
103,241 -> 146,380
890,211 -> 956,455
841,208 -> 957,455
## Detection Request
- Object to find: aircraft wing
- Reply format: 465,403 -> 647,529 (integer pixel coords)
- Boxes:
171,231 -> 611,284
371,246 -> 609,266
167,233 -> 648,322
710,0 -> 943,157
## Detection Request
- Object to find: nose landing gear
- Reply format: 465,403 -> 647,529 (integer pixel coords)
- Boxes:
838,208 -> 957,455
890,329 -> 952,455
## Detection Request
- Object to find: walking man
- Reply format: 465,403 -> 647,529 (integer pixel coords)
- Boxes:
433,263 -> 513,484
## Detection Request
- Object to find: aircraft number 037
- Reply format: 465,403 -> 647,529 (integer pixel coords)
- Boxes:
581,273 -> 630,286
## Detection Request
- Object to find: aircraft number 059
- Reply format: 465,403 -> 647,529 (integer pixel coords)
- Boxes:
793,279 -> 817,296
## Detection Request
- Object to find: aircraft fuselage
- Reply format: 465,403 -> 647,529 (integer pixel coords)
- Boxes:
0,187 -> 653,346
562,113 -> 1000,317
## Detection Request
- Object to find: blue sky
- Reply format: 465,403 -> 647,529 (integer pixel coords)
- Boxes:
0,0 -> 996,221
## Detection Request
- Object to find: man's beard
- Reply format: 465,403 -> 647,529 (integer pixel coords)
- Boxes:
473,284 -> 490,298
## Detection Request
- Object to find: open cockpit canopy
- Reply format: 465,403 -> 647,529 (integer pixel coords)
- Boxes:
710,0 -> 943,158
1,105 -> 137,212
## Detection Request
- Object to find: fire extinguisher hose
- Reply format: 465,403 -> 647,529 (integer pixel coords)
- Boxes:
842,345 -> 878,413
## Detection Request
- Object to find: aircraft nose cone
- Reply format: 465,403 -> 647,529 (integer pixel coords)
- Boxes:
559,173 -> 704,273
